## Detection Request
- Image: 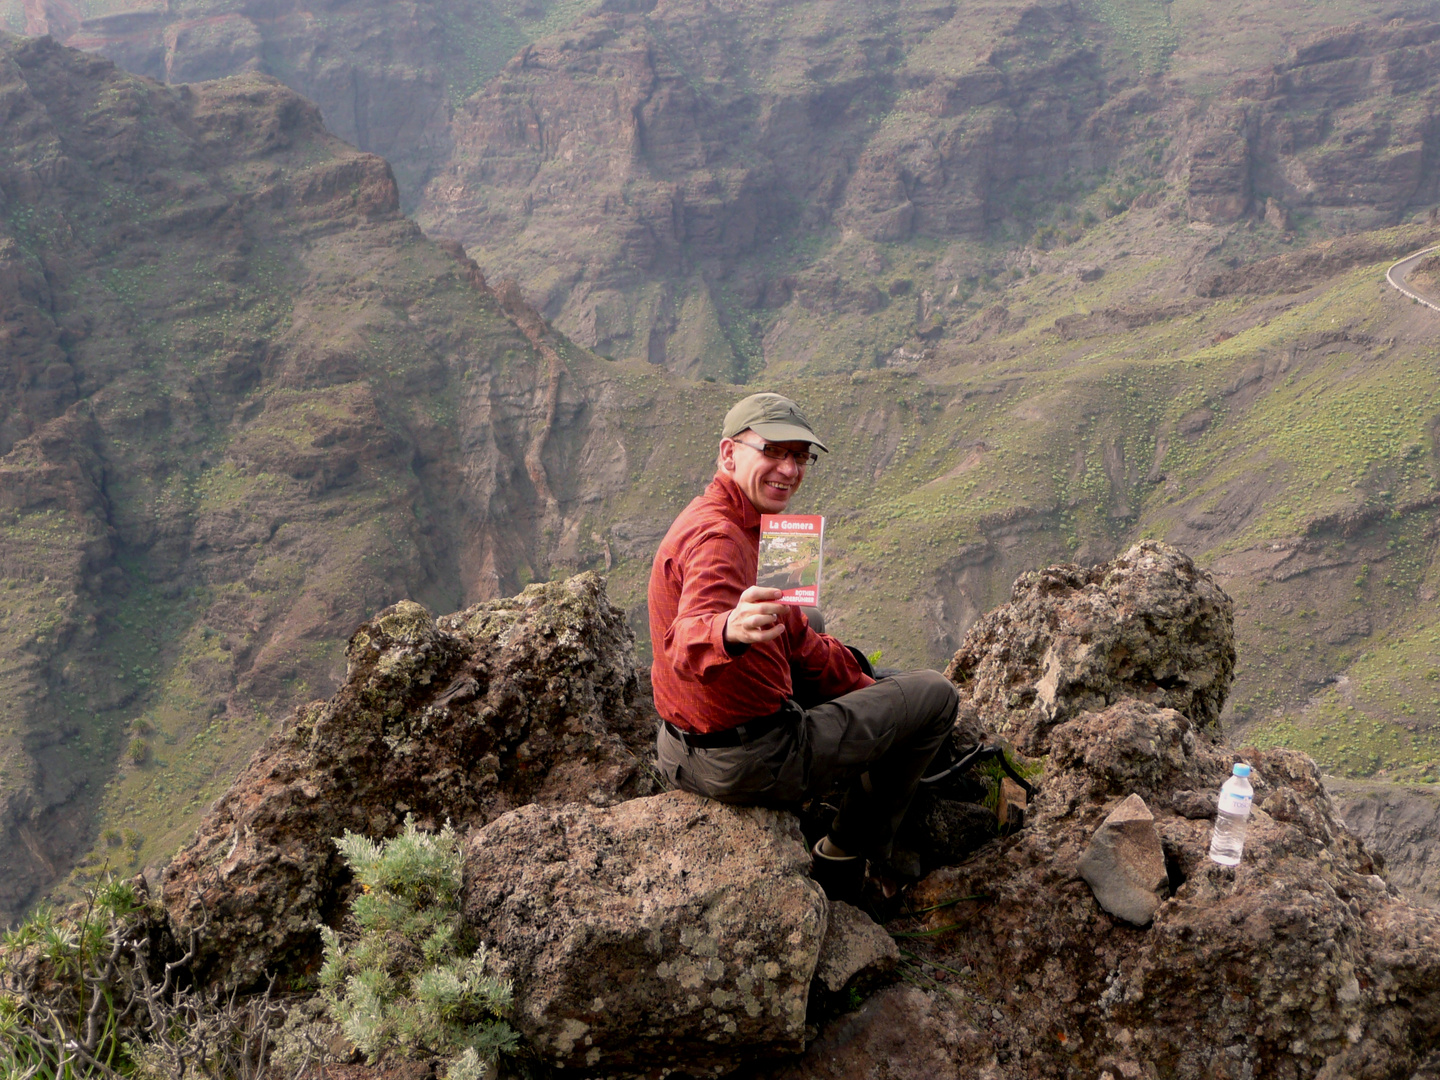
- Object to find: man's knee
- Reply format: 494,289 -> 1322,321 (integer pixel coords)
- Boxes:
900,669 -> 959,733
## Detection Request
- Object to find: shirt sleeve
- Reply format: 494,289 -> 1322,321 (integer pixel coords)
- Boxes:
789,614 -> 875,696
657,533 -> 750,682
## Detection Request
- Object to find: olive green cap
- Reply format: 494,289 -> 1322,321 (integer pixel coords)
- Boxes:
721,393 -> 828,452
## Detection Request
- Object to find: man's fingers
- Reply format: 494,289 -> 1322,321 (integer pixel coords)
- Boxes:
741,620 -> 786,643
739,585 -> 785,603
724,589 -> 791,645
745,602 -> 789,619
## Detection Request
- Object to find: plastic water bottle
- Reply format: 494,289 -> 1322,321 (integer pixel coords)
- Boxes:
1208,763 -> 1254,866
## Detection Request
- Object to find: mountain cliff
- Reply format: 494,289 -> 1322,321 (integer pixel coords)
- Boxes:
0,32 -> 650,921
17,0 -> 1440,376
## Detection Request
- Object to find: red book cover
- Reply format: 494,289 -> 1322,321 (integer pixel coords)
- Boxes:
758,515 -> 824,606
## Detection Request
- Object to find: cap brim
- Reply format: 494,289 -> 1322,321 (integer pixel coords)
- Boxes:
749,421 -> 829,452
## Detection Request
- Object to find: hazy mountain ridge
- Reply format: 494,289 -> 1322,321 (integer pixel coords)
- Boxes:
15,0 -> 1440,374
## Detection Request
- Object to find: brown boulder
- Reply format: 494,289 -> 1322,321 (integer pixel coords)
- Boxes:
886,699 -> 1440,1078
944,540 -> 1235,755
462,791 -> 825,1074
161,572 -> 657,988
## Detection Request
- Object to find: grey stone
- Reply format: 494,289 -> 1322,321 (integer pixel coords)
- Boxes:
1078,793 -> 1168,927
462,791 -> 826,1074
813,901 -> 900,996
1171,789 -> 1219,820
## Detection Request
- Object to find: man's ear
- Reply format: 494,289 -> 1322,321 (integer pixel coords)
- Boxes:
718,437 -> 737,473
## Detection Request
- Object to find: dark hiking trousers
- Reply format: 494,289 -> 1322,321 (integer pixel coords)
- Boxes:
655,670 -> 958,860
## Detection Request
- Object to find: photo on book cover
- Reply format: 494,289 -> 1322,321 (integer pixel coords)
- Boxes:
758,515 -> 824,606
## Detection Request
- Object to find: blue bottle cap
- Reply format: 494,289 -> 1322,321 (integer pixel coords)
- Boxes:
1232,763 -> 1251,777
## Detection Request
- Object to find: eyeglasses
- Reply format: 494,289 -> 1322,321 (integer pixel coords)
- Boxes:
733,438 -> 818,467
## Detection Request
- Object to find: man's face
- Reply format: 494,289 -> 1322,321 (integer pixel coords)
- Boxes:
719,430 -> 811,514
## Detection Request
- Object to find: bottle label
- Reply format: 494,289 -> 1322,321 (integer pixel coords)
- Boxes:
1218,790 -> 1252,816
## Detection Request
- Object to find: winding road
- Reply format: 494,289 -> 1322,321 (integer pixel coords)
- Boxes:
1385,245 -> 1440,312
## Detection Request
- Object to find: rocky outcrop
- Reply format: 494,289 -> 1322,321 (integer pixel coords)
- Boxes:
144,533 -> 1440,1079
161,573 -> 657,988
463,792 -> 825,1073
896,706 -> 1440,1079
1184,21 -> 1440,228
944,540 -> 1236,755
844,545 -> 1440,1080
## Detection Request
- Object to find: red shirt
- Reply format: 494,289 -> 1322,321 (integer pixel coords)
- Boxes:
648,472 -> 874,732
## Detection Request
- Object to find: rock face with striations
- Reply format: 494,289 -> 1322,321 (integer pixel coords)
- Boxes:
161,572 -> 657,988
1328,777 -> 1440,909
462,792 -> 825,1074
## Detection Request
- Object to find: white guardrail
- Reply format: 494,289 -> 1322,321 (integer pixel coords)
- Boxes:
1385,244 -> 1440,313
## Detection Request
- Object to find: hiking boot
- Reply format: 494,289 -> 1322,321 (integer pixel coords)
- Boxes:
810,837 -> 865,903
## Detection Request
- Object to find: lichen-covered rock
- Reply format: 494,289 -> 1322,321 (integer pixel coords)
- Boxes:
944,541 -> 1235,755
461,791 -> 825,1075
161,572 -> 657,988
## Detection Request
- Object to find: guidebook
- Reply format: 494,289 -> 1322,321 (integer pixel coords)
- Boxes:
758,514 -> 824,606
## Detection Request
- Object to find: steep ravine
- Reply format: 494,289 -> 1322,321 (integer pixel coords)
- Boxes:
1327,776 -> 1440,908
0,34 -> 637,921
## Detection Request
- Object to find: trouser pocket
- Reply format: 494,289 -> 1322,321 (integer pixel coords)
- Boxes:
655,724 -> 803,804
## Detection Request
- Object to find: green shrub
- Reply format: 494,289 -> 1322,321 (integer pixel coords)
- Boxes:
0,878 -> 143,1078
127,738 -> 150,766
319,817 -> 519,1078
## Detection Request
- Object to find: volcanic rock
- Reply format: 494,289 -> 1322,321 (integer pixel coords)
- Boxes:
1077,793 -> 1168,927
944,540 -> 1236,755
753,984 -> 988,1080
885,549 -> 1440,1079
893,795 -> 999,877
161,572 -> 657,988
462,791 -> 825,1074
898,702 -> 1440,1078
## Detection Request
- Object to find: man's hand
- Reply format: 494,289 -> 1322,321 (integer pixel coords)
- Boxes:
724,586 -> 789,645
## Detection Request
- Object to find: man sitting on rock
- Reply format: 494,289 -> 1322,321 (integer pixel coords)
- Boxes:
648,391 -> 958,900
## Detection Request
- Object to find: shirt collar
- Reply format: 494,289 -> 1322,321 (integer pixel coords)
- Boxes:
708,471 -> 762,529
